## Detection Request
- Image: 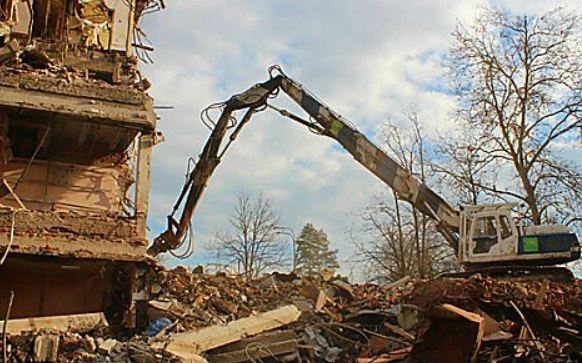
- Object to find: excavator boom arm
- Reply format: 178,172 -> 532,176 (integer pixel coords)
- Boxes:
147,78 -> 281,255
148,69 -> 460,256
277,76 -> 460,249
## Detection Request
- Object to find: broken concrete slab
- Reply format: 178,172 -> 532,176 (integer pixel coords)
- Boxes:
0,312 -> 108,334
162,305 -> 301,360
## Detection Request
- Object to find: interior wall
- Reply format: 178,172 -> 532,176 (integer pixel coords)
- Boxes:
0,159 -> 127,213
0,256 -> 104,318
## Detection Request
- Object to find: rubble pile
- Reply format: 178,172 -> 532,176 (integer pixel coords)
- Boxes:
2,267 -> 582,363
407,276 -> 582,313
149,267 -> 399,330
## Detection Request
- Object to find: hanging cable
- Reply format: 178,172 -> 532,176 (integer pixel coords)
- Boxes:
0,210 -> 17,267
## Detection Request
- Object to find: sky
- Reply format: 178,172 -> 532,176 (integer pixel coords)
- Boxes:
138,0 -> 581,277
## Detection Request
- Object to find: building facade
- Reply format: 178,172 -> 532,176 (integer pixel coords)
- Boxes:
0,0 -> 161,326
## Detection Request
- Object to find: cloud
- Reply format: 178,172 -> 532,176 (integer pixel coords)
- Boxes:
139,0 -> 579,272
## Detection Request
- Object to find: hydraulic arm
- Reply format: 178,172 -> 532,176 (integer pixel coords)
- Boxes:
148,67 -> 460,256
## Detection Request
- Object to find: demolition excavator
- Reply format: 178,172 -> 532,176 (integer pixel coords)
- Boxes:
148,66 -> 580,279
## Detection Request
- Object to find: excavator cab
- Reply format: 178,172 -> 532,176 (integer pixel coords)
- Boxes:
460,204 -> 518,264
459,204 -> 581,269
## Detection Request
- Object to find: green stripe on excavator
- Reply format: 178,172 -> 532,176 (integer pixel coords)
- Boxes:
330,119 -> 344,136
523,236 -> 539,253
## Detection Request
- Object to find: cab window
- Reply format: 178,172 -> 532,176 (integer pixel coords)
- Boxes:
499,215 -> 512,239
472,216 -> 499,254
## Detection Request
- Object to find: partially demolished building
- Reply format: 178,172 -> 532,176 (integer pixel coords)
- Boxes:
0,0 -> 161,326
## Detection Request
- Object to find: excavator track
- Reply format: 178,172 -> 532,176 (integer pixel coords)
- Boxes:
440,266 -> 574,283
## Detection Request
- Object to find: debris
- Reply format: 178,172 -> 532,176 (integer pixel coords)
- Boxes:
412,304 -> 484,363
20,49 -> 53,69
144,317 -> 173,337
33,334 -> 59,362
331,279 -> 355,301
510,300 -> 547,363
83,336 -> 97,353
383,321 -> 415,342
97,338 -> 119,355
207,330 -> 298,363
397,304 -> 420,331
357,348 -> 412,363
258,275 -> 280,290
0,312 -> 108,334
162,305 -> 301,360
1,268 -> 582,363
315,289 -> 329,310
382,276 -> 411,291
480,310 -> 512,342
0,40 -> 19,65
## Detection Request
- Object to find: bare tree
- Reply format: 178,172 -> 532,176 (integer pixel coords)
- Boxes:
352,194 -> 418,282
433,128 -> 499,206
211,193 -> 287,279
353,112 -> 456,282
448,4 -> 582,227
352,192 -> 456,283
